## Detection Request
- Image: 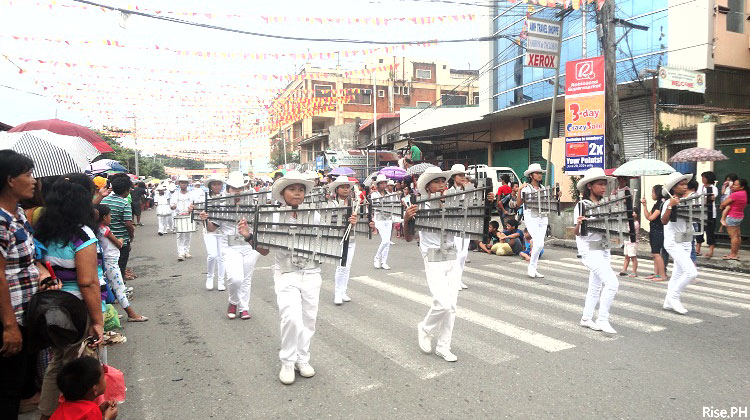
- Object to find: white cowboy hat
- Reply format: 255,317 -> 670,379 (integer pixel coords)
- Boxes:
387,179 -> 395,186
204,175 -> 224,187
272,170 -> 315,205
156,184 -> 166,191
327,175 -> 356,193
374,174 -> 388,185
576,167 -> 613,193
176,175 -> 191,183
450,163 -> 467,175
417,166 -> 452,196
225,171 -> 246,189
523,163 -> 546,177
662,172 -> 693,197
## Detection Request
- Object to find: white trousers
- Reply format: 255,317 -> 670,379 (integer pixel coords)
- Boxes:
421,257 -> 460,352
374,220 -> 392,264
454,236 -> 471,277
581,249 -> 619,323
525,215 -> 548,272
273,270 -> 322,366
665,241 -> 697,301
204,234 -> 227,284
176,232 -> 192,256
334,242 -> 356,298
157,215 -> 171,234
224,246 -> 260,312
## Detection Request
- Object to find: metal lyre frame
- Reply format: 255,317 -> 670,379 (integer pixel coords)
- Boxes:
303,186 -> 328,204
191,190 -> 272,225
668,192 -> 709,235
371,191 -> 403,220
407,180 -> 491,255
579,187 -> 638,249
354,195 -> 373,240
523,183 -> 562,216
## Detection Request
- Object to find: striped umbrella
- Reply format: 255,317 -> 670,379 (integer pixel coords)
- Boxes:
406,162 -> 437,176
0,130 -> 101,177
669,147 -> 729,163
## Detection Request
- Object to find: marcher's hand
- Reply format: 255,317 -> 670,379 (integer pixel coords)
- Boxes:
0,323 -> 22,357
348,214 -> 358,225
170,205 -> 177,210
486,192 -> 495,202
369,221 -> 375,229
640,198 -> 647,205
669,197 -> 680,207
199,211 -> 209,221
519,183 -> 527,191
576,216 -> 586,225
188,204 -> 194,213
238,218 -> 250,238
88,323 -> 104,347
404,204 -> 418,221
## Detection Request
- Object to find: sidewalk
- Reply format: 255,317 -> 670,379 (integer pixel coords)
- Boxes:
547,237 -> 750,274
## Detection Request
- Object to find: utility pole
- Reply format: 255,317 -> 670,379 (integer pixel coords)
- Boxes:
127,115 -> 139,177
373,78 -> 378,170
597,0 -> 625,167
543,16 -> 564,186
582,4 -> 587,58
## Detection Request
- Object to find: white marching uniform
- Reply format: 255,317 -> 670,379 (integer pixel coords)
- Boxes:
211,220 -> 260,312
272,210 -> 322,368
371,191 -> 393,266
575,200 -> 619,324
202,193 -> 226,289
521,183 -> 548,276
448,186 -> 471,289
155,193 -> 172,234
329,198 -> 355,304
418,201 -> 460,355
662,200 -> 697,305
170,190 -> 194,257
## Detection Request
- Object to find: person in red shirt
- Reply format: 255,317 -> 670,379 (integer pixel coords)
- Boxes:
50,357 -> 118,420
495,174 -> 512,222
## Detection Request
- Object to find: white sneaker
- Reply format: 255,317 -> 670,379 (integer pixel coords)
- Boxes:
579,318 -> 601,331
459,281 -> 468,290
535,271 -> 545,278
381,263 -> 391,270
389,241 -> 396,245
177,254 -> 184,262
373,260 -> 381,269
279,365 -> 295,385
527,267 -> 536,278
664,297 -> 688,314
417,322 -> 432,354
185,253 -> 192,258
595,319 -> 617,334
341,294 -> 351,302
217,282 -> 226,291
334,294 -> 343,305
435,349 -> 458,362
205,279 -> 213,290
294,362 -> 315,378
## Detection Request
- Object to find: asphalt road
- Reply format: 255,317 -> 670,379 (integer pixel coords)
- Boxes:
71,211 -> 750,419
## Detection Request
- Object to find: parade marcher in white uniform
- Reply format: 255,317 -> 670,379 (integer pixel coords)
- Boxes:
660,172 -> 698,314
166,181 -> 177,233
404,166 -> 461,362
202,175 -> 227,291
155,184 -> 171,235
238,171 -> 343,385
517,163 -> 549,278
201,172 -> 261,320
448,164 -> 473,290
370,174 -> 393,270
574,168 -> 619,334
170,175 -> 195,261
327,175 -> 359,305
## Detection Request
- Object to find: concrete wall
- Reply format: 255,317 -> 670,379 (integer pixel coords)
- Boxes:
328,123 -> 359,150
660,110 -> 748,130
399,105 -> 483,135
714,0 -> 750,70
668,0 -> 714,70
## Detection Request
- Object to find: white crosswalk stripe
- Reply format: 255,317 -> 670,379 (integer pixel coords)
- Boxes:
387,272 -> 615,342
461,266 -> 704,325
608,254 -> 750,281
606,255 -> 750,289
351,275 -> 576,353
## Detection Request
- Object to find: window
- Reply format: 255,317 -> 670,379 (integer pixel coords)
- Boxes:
379,58 -> 384,63
416,69 -> 431,80
416,101 -> 431,108
314,84 -> 332,98
378,89 -> 385,98
728,0 -> 745,33
473,93 -> 479,105
394,86 -> 401,94
402,86 -> 410,96
350,89 -> 372,105
442,65 -> 447,69
441,94 -> 468,106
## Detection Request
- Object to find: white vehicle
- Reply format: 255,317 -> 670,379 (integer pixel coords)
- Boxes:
467,164 -> 520,193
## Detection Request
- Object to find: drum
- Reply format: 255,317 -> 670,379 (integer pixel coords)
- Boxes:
174,216 -> 196,233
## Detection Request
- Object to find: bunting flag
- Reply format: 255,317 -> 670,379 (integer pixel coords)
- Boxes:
3,34 -> 437,61
508,0 -> 604,10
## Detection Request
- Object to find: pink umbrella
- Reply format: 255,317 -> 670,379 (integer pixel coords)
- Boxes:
669,147 -> 728,163
10,118 -> 114,153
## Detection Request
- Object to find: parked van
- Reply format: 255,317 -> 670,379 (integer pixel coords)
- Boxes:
467,164 -> 521,194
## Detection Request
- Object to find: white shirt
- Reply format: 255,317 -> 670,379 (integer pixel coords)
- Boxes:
521,183 -> 547,219
574,200 -> 604,254
662,200 -> 692,245
371,191 -> 393,221
191,187 -> 206,204
98,226 -> 120,260
697,184 -> 717,219
170,190 -> 194,215
155,194 -> 171,215
328,198 -> 356,242
417,201 -> 456,256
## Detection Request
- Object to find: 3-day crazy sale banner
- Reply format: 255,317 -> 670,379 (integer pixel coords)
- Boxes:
564,56 -> 605,174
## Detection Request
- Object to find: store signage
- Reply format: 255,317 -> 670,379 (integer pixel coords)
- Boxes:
564,56 -> 606,174
525,17 -> 561,69
658,67 -> 706,94
525,52 -> 558,69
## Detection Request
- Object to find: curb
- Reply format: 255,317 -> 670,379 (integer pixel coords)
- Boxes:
546,238 -> 750,274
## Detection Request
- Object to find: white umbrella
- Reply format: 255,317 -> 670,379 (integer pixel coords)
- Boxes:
0,130 -> 101,177
612,159 -> 676,177
363,171 -> 380,187
406,162 -> 437,176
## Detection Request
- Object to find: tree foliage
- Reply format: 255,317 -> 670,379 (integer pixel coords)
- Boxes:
269,139 -> 299,168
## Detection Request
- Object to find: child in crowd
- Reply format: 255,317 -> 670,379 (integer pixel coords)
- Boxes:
494,219 -> 524,256
620,211 -> 640,277
519,229 -> 543,262
50,357 -> 118,420
478,221 -> 501,254
96,204 -> 147,322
